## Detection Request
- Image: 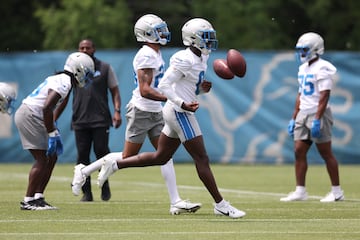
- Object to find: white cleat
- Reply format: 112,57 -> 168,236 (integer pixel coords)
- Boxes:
71,164 -> 86,196
214,200 -> 246,219
97,158 -> 116,188
169,200 -> 202,215
280,191 -> 308,202
320,191 -> 345,202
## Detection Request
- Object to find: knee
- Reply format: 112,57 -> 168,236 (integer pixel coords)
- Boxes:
294,149 -> 302,159
194,156 -> 210,170
155,153 -> 172,165
294,145 -> 307,160
320,152 -> 336,162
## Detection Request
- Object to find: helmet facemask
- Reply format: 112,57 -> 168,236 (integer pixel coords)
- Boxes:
134,14 -> 171,45
73,64 -> 94,88
196,30 -> 218,55
0,83 -> 16,115
295,46 -> 312,63
151,22 -> 171,45
181,18 -> 218,55
64,52 -> 95,88
295,32 -> 324,63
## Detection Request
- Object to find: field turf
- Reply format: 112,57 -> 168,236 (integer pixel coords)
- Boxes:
0,163 -> 359,240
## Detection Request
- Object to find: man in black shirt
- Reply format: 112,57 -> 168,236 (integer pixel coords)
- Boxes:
72,39 -> 122,201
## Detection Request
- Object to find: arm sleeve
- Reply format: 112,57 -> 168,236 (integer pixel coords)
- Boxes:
158,66 -> 184,107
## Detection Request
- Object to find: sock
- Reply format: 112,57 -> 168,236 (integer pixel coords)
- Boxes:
34,193 -> 44,199
161,158 -> 181,205
331,185 -> 342,194
82,152 -> 122,176
106,152 -> 122,171
216,199 -> 227,208
296,186 -> 306,193
112,160 -> 119,171
24,197 -> 34,202
82,158 -> 104,176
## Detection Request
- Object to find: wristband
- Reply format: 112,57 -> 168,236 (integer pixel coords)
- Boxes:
48,129 -> 59,137
115,108 -> 121,113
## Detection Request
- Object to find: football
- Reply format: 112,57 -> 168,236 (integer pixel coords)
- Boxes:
213,59 -> 234,80
226,49 -> 246,77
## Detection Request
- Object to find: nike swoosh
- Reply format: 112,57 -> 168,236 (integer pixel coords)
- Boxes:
335,196 -> 344,201
215,208 -> 229,216
178,205 -> 201,211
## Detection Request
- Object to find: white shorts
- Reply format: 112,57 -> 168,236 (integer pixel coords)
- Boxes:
161,102 -> 202,143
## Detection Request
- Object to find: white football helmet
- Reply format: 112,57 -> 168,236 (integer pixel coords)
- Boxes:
0,82 -> 17,115
295,32 -> 324,63
134,14 -> 171,45
181,18 -> 218,55
64,52 -> 95,88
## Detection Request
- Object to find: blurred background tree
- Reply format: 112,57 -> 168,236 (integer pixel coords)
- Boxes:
1,0 -> 359,52
35,0 -> 131,50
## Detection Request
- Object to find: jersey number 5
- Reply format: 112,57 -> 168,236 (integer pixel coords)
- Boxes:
299,74 -> 315,96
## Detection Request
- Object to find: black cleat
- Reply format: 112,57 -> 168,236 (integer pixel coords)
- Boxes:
101,180 -> 111,201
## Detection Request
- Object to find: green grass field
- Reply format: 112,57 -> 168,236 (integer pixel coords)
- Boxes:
0,163 -> 359,240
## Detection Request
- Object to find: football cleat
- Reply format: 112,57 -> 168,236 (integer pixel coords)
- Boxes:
20,198 -> 57,211
37,198 -> 58,210
170,200 -> 202,215
280,191 -> 308,202
80,192 -> 93,202
97,159 -> 116,188
101,180 -> 111,201
214,200 -> 246,219
20,200 -> 43,210
320,191 -> 345,202
71,164 -> 86,196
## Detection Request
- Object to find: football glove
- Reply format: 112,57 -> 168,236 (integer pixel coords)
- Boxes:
287,119 -> 295,137
311,119 -> 321,138
46,129 -> 63,156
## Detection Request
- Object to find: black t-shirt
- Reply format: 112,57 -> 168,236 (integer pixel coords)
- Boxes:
71,57 -> 113,129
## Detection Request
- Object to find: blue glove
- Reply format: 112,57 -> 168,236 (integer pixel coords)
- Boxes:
311,119 -> 321,138
287,119 -> 295,137
55,135 -> 63,155
46,130 -> 63,156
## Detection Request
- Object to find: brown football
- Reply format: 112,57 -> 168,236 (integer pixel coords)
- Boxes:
227,49 -> 246,77
213,59 -> 234,80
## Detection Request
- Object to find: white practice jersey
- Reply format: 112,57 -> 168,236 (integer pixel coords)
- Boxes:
298,58 -> 336,112
130,45 -> 165,112
23,73 -> 72,118
159,47 -> 208,112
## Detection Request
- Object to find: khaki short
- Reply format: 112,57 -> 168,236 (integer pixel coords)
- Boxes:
125,102 -> 164,143
294,108 -> 333,143
14,103 -> 48,150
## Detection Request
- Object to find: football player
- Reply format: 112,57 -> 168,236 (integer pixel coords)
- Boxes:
72,14 -> 201,215
96,18 -> 246,219
15,52 -> 94,210
281,32 -> 345,202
